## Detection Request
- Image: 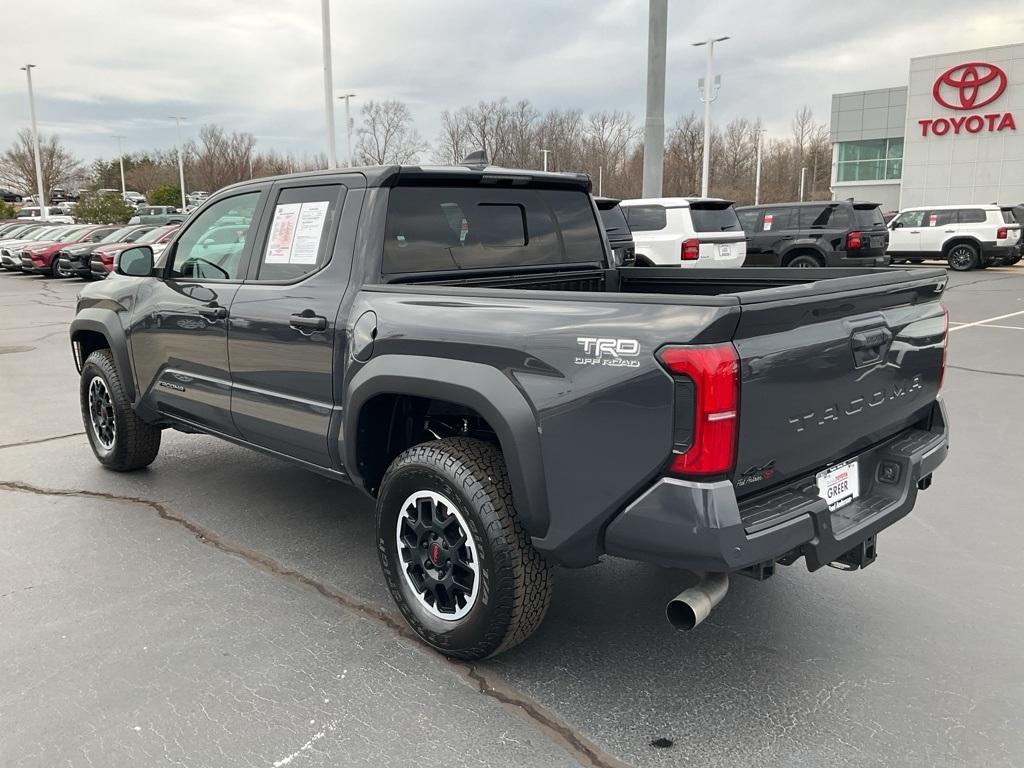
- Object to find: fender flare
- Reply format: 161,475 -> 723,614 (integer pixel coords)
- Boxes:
69,310 -> 136,402
344,355 -> 549,538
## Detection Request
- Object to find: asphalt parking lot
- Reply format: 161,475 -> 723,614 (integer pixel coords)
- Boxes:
2,266 -> 1023,768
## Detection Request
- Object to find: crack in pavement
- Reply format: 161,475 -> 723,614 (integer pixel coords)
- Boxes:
0,432 -> 85,450
0,479 -> 628,768
947,364 -> 1024,380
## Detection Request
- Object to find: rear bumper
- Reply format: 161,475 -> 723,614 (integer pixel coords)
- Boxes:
981,242 -> 1020,263
826,252 -> 890,267
604,398 -> 948,572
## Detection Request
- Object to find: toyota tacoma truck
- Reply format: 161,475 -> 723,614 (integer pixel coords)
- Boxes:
69,159 -> 950,659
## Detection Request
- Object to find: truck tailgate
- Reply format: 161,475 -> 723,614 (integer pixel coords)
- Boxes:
730,269 -> 947,498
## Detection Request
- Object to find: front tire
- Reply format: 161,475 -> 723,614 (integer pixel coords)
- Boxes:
376,438 -> 552,660
80,349 -> 161,471
946,243 -> 979,271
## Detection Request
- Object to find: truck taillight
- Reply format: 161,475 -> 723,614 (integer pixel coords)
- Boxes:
846,231 -> 863,249
681,239 -> 700,261
940,304 -> 949,390
657,344 -> 739,476
997,226 -> 1008,239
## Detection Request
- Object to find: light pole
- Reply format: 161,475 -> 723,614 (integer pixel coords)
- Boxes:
754,127 -> 766,205
113,135 -> 127,198
642,0 -> 668,198
20,64 -> 47,213
540,149 -> 551,172
169,116 -> 187,210
693,36 -> 729,198
338,93 -> 355,166
799,166 -> 807,202
320,0 -> 338,168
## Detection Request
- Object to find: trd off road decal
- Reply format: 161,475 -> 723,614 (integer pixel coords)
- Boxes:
575,337 -> 641,368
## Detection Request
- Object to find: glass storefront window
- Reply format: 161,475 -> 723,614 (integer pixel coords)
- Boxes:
836,138 -> 903,181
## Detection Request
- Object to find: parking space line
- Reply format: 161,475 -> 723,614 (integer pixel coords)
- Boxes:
964,323 -> 1024,331
948,310 -> 1024,332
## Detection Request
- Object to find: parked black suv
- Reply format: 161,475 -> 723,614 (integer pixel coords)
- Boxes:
736,200 -> 889,268
595,197 -> 635,265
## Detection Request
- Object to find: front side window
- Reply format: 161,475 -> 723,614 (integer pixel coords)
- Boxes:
169,192 -> 260,280
623,205 -> 667,231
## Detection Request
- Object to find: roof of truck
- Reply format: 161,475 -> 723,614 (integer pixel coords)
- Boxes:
216,164 -> 593,196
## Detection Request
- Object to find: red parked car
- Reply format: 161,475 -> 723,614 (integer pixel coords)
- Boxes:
90,224 -> 180,279
19,225 -> 121,277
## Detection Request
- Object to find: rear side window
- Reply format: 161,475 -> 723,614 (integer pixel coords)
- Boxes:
258,184 -> 345,281
958,209 -> 986,224
853,206 -> 885,228
689,203 -> 741,232
799,205 -> 851,229
598,205 -> 630,234
623,205 -> 667,231
383,187 -> 602,274
736,208 -> 761,232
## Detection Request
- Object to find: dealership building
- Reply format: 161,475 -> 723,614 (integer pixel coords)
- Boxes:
829,43 -> 1024,211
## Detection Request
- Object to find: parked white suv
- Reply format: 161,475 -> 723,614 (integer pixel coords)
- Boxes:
15,206 -> 75,224
619,197 -> 747,268
887,204 -> 1021,271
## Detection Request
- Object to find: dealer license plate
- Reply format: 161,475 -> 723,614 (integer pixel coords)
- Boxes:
816,460 -> 859,511
717,244 -> 732,260
870,236 -> 883,248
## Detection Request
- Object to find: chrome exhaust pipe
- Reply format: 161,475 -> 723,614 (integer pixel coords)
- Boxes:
665,572 -> 729,630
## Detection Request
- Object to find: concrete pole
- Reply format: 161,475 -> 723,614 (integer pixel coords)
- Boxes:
321,0 -> 338,168
540,149 -> 551,172
114,135 -> 126,197
21,65 -> 47,212
598,165 -> 603,196
799,166 -> 807,201
642,0 -> 667,198
754,128 -> 765,205
170,116 -> 187,210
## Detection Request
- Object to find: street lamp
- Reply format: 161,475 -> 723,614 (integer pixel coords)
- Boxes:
338,93 -> 355,167
20,64 -> 47,213
169,116 -> 187,210
754,126 -> 767,205
540,148 -> 551,172
113,135 -> 127,198
320,0 -> 338,168
693,36 -> 729,198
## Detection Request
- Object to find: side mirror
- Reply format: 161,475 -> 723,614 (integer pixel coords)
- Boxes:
115,245 -> 154,277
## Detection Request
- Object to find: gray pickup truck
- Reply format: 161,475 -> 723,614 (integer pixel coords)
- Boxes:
70,160 -> 949,659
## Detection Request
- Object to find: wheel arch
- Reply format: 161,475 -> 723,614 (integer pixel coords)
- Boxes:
779,243 -> 827,266
941,236 -> 982,257
70,311 -> 135,402
344,356 -> 549,539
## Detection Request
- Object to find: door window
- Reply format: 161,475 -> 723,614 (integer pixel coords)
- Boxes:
893,211 -> 925,228
256,185 -> 345,281
957,209 -> 986,224
925,210 -> 957,227
761,207 -> 795,231
168,192 -> 260,280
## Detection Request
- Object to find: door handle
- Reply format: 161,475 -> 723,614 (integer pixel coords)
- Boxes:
944,230 -> 956,233
290,311 -> 328,332
198,304 -> 228,320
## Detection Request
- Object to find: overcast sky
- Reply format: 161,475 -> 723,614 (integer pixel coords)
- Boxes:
1,0 -> 1021,165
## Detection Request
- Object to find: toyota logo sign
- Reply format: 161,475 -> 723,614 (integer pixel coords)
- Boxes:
918,61 -> 1016,137
932,62 -> 1007,110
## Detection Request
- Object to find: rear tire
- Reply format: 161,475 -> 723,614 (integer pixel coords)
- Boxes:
376,438 -> 553,660
80,349 -> 161,471
946,243 -> 979,271
786,253 -> 823,268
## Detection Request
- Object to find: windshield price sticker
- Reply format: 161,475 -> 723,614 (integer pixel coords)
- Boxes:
816,460 -> 859,511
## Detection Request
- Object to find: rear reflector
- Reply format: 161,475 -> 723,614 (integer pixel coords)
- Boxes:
657,344 -> 739,476
681,239 -> 700,261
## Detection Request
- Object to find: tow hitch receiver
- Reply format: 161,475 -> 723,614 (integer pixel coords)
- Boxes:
828,535 -> 877,571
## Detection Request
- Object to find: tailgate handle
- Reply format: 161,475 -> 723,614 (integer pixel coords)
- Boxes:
851,327 -> 892,366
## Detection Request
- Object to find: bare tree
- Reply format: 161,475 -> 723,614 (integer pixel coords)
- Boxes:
0,129 -> 81,196
188,125 -> 257,191
355,100 -> 427,165
434,109 -> 472,165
